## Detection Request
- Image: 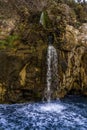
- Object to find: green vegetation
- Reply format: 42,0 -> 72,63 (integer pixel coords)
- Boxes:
0,34 -> 20,48
40,11 -> 51,29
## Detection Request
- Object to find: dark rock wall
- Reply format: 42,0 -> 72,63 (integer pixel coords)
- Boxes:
0,0 -> 87,103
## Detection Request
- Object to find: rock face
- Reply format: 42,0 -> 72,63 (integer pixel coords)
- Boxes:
0,0 -> 87,103
58,23 -> 87,97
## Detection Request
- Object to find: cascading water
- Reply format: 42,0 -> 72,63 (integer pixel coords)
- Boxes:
40,12 -> 59,101
45,44 -> 58,102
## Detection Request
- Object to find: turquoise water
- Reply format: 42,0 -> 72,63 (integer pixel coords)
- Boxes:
0,96 -> 87,130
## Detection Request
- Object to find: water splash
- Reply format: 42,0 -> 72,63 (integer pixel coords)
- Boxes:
45,45 -> 58,102
40,103 -> 65,112
0,96 -> 87,130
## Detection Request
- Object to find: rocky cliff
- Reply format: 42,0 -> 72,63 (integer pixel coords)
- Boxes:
0,0 -> 87,103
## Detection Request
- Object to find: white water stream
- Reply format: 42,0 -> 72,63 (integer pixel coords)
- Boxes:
46,45 -> 58,101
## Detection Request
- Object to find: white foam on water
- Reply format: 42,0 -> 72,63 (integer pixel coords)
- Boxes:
40,103 -> 65,113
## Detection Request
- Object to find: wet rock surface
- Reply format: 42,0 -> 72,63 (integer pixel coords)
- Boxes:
0,0 -> 87,103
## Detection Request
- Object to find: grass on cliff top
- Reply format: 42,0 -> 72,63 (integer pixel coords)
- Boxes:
0,34 -> 20,49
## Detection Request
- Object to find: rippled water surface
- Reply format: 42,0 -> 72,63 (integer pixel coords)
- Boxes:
0,96 -> 87,130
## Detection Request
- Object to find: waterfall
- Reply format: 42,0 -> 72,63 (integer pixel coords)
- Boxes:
39,11 -> 49,28
40,12 -> 45,27
45,45 -> 58,102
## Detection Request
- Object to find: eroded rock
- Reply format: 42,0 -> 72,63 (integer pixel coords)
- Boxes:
0,0 -> 87,103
